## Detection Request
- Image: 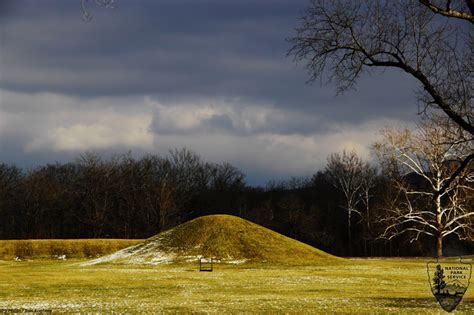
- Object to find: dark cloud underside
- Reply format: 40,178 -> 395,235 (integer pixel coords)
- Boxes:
0,0 -> 418,184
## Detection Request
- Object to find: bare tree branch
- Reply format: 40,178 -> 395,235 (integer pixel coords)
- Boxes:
289,0 -> 474,205
326,150 -> 376,255
373,120 -> 473,256
434,152 -> 474,199
419,0 -> 474,23
81,0 -> 116,21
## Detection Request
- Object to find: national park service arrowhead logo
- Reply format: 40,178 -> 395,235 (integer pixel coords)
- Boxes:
427,258 -> 472,312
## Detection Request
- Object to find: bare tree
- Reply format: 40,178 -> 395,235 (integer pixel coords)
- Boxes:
81,0 -> 116,20
418,0 -> 474,23
289,0 -> 474,195
279,194 -> 305,239
75,152 -> 120,238
326,150 -> 372,255
209,162 -> 245,191
157,174 -> 177,231
0,164 -> 24,238
360,163 -> 377,255
373,121 -> 473,257
167,148 -> 212,209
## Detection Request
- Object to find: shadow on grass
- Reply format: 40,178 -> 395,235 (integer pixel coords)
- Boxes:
379,297 -> 437,308
380,297 -> 474,310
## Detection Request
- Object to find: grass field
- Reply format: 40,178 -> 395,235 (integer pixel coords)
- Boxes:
1,257 -> 473,313
0,239 -> 143,260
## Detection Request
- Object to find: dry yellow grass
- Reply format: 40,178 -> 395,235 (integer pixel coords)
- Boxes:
0,258 -> 472,313
88,215 -> 337,265
0,239 -> 143,260
0,217 -> 471,313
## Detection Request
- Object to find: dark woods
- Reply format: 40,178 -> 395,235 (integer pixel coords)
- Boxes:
0,148 -> 472,257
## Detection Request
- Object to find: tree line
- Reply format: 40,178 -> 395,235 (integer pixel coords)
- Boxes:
0,122 -> 472,257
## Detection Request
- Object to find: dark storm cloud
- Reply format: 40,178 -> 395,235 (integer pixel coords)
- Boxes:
0,0 -> 20,19
0,0 -> 417,122
1,0 -> 298,96
0,0 -> 419,184
201,114 -> 236,133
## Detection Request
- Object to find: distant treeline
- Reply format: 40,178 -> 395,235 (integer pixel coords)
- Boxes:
0,148 -> 472,257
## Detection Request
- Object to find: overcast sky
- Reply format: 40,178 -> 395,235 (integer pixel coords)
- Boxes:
0,0 -> 419,185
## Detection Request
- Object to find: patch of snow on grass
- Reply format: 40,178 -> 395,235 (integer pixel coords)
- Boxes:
225,259 -> 247,264
80,243 -> 142,266
184,255 -> 202,262
149,253 -> 175,264
80,234 -> 180,266
79,228 -> 252,266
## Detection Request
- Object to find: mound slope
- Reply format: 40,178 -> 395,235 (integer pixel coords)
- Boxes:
83,215 -> 336,265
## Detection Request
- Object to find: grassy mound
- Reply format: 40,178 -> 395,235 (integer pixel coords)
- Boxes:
0,239 -> 142,260
85,215 -> 337,265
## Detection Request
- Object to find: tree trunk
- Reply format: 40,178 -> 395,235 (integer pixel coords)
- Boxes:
365,191 -> 370,256
435,191 -> 443,257
365,191 -> 370,231
348,209 -> 352,256
436,233 -> 443,258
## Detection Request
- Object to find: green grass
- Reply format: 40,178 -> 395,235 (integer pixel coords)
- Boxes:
0,258 -> 472,313
0,219 -> 471,313
94,215 -> 336,265
156,214 -> 335,261
0,239 -> 143,260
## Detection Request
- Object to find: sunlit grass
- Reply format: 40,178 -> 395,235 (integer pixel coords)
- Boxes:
0,239 -> 142,260
105,215 -> 337,265
0,258 -> 472,313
